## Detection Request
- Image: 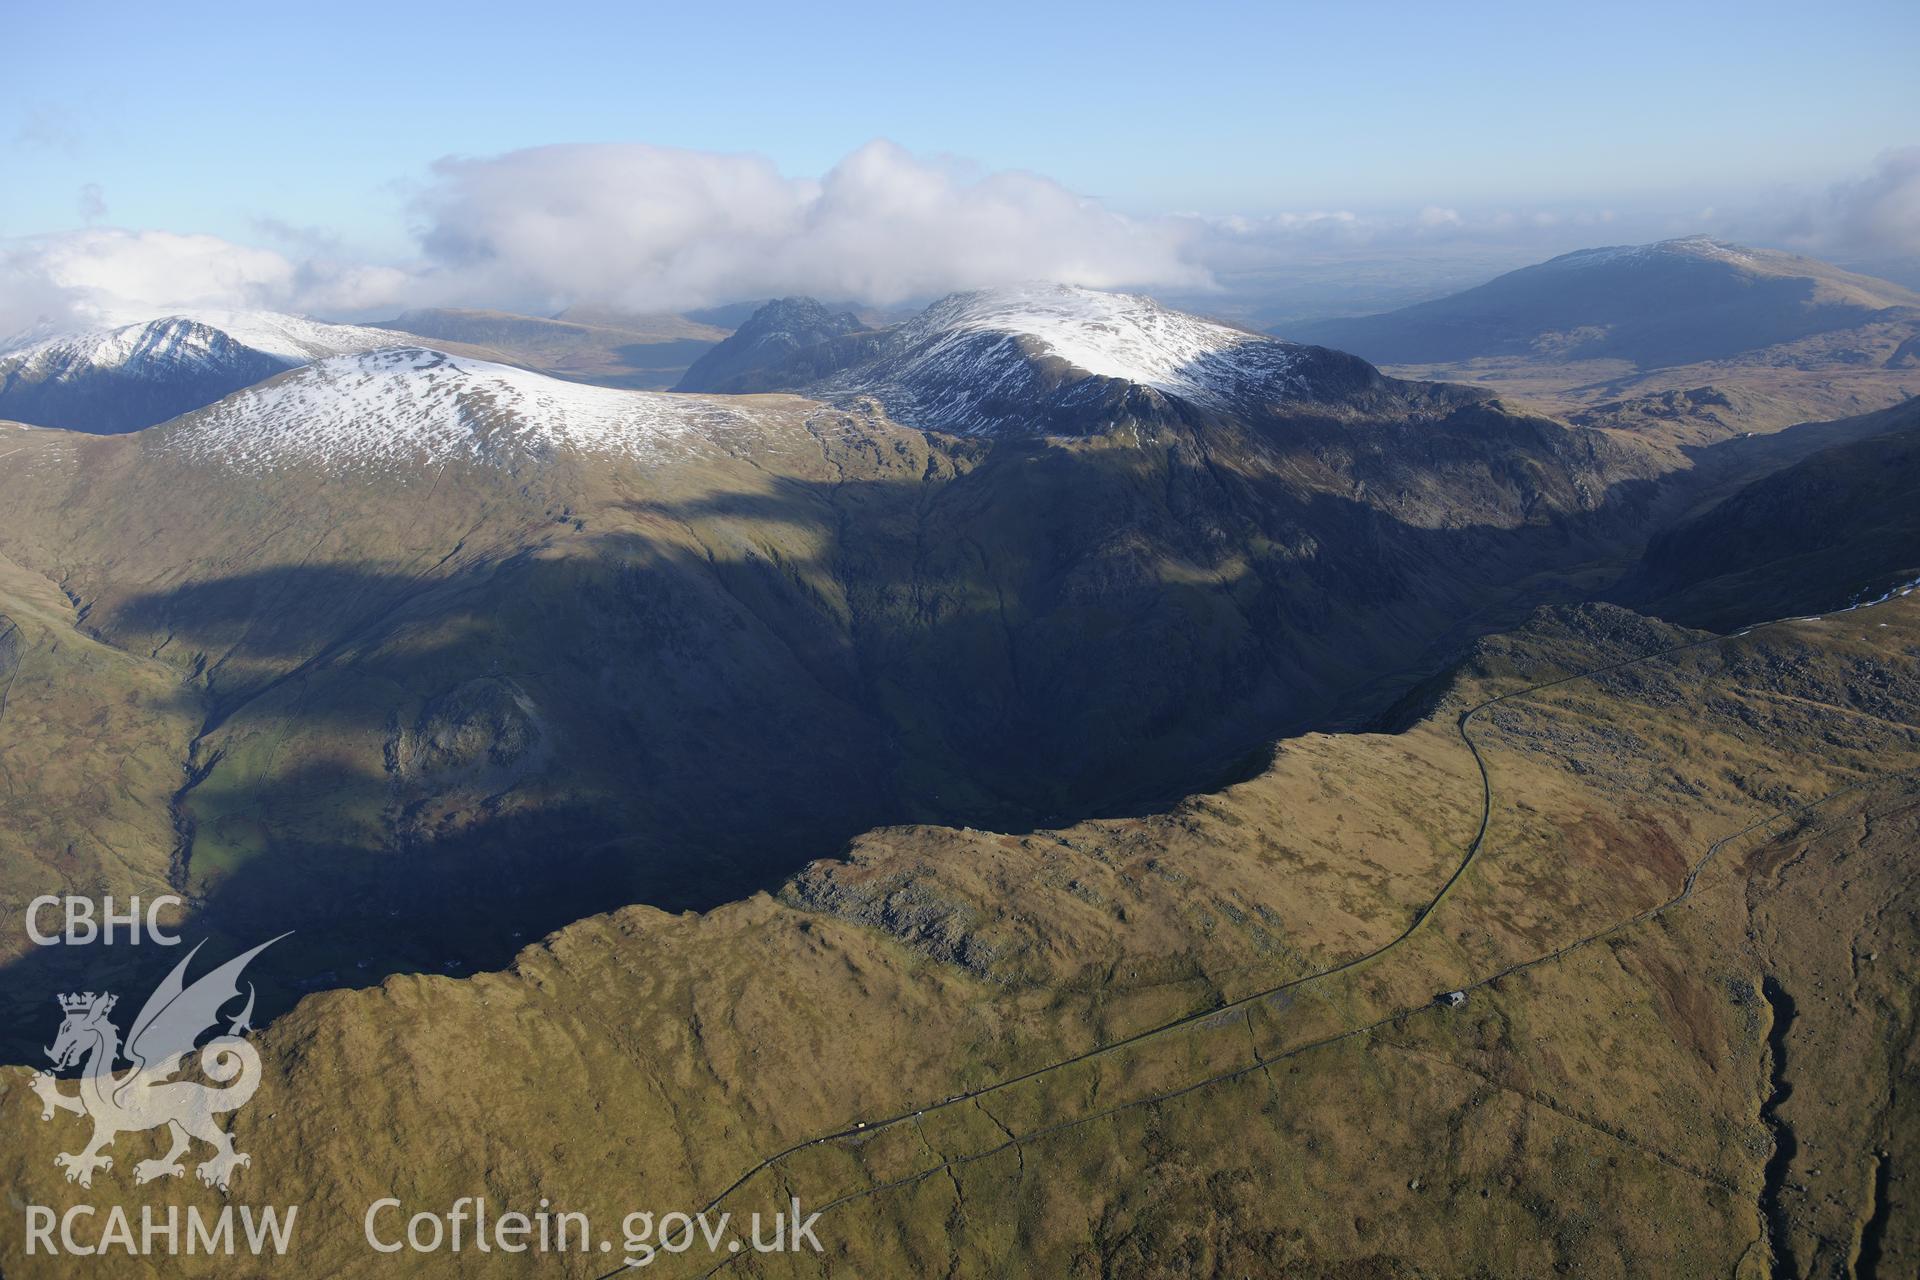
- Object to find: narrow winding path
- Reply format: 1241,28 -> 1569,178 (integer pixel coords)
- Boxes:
591,582 -> 1920,1278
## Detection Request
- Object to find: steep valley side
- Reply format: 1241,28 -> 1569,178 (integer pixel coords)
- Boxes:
0,383 -> 1685,1033
4,587 -> 1918,1275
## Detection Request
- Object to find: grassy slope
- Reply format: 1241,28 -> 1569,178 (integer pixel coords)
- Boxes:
0,548 -> 193,940
0,384 -> 1680,981
1,373 -> 1917,1275
1,596 -> 1916,1276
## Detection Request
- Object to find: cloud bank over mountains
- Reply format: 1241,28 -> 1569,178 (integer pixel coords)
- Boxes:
1,141 -> 1204,337
415,141 -> 1206,313
4,140 -> 1916,340
1788,146 -> 1920,258
0,229 -> 410,338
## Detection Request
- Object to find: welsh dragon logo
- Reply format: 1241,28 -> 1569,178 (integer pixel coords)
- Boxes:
29,935 -> 284,1192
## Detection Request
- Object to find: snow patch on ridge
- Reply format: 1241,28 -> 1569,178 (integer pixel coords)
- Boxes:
820,283 -> 1311,435
0,311 -> 406,376
1540,237 -> 1762,272
904,283 -> 1300,404
162,348 -> 744,472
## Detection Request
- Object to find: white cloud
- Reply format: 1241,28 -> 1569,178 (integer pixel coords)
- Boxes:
409,139 -> 1208,311
1166,203 -> 1664,278
8,142 -> 1913,343
1737,147 -> 1920,262
1818,146 -> 1920,257
0,229 -> 293,337
0,228 -> 409,340
2,141 -> 1213,337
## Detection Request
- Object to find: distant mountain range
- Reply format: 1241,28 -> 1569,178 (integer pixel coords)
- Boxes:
5,255 -> 1920,1275
0,282 -> 1696,995
1,266 -> 1913,988
680,282 -> 1467,435
1287,236 -> 1920,369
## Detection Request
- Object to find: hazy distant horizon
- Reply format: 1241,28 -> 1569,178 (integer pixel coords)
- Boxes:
4,0 -> 1916,334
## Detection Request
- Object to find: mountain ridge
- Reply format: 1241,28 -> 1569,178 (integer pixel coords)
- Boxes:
0,311 -> 451,433
1622,397 -> 1920,628
1286,236 -> 1920,369
156,346 -> 750,472
0,301 -> 1682,997
684,283 -> 1489,436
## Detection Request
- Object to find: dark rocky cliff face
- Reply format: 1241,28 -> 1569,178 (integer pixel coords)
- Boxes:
674,297 -> 869,392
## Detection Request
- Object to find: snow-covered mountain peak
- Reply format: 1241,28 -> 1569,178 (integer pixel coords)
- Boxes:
2,310 -> 406,372
160,347 -> 744,472
0,309 -> 444,434
812,283 -> 1319,435
904,283 -> 1286,402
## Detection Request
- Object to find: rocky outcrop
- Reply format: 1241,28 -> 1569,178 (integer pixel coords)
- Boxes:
673,297 -> 869,392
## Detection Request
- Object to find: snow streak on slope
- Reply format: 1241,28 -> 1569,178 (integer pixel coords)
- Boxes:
823,283 -> 1312,435
0,311 -> 449,434
162,347 -> 743,472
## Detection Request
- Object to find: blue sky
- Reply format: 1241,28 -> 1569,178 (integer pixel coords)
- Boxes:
2,0 -> 1917,327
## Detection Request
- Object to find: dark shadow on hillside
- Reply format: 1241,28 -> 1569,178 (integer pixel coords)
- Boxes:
0,798 -> 651,1064
1292,261 -> 1894,368
1610,397 -> 1920,631
12,389 -> 1874,1063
